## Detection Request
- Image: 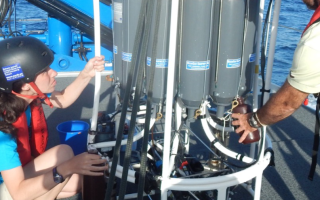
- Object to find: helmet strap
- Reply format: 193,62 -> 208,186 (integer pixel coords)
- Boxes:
11,82 -> 53,108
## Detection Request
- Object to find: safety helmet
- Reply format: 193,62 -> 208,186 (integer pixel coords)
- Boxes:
0,36 -> 54,92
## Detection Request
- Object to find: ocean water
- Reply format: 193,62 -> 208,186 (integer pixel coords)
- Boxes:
14,0 -> 313,87
15,0 -> 47,31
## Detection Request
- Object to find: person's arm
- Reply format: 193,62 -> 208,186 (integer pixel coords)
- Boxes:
49,56 -> 105,108
232,80 -> 308,143
2,152 -> 108,200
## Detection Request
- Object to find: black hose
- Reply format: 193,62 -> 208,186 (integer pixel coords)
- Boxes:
260,0 -> 273,108
104,0 -> 148,199
8,30 -> 22,37
0,0 -> 9,27
118,1 -> 154,199
44,0 -> 102,30
6,0 -> 16,36
100,0 -> 111,6
27,0 -> 113,50
137,0 -> 159,198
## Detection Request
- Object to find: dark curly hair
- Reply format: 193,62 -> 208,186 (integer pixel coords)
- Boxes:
0,81 -> 27,137
303,0 -> 319,10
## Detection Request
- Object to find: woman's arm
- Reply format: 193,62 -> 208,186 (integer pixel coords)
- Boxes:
49,56 -> 105,108
2,165 -> 63,200
2,145 -> 108,200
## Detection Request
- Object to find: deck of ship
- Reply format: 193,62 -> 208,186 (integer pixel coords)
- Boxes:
44,76 -> 320,200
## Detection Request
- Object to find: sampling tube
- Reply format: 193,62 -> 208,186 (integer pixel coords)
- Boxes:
89,0 -> 102,143
178,0 -> 213,108
112,0 -> 124,95
121,0 -> 142,98
238,0 -> 260,97
210,0 -> 246,116
146,0 -> 171,104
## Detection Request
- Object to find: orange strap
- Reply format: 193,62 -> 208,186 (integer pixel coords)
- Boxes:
302,6 -> 320,35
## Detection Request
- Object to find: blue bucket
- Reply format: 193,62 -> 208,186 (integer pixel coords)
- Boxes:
56,120 -> 89,155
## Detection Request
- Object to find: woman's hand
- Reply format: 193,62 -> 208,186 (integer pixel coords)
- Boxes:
82,56 -> 106,78
62,152 -> 109,177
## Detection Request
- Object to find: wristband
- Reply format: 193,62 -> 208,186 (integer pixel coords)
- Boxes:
248,112 -> 262,128
254,112 -> 266,127
53,167 -> 64,183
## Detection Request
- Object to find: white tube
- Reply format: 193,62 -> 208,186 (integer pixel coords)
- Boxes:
253,0 -> 266,111
126,109 -> 147,117
89,0 -> 102,142
126,112 -> 147,124
57,70 -> 112,78
188,191 -> 200,200
161,0 -> 180,199
253,128 -> 269,200
135,117 -> 146,124
110,162 -> 136,178
184,131 -> 189,154
217,188 -> 227,200
263,0 -> 281,104
147,141 -> 163,161
175,100 -> 182,131
116,171 -> 135,183
205,109 -> 233,132
153,141 -> 163,151
203,101 -> 234,132
147,153 -> 154,161
169,133 -> 180,173
201,117 -> 255,163
254,172 -> 263,200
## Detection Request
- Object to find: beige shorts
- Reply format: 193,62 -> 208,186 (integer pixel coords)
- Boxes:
0,183 -> 13,200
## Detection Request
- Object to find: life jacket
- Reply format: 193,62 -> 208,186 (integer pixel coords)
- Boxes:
303,5 -> 320,181
302,5 -> 320,35
13,98 -> 48,166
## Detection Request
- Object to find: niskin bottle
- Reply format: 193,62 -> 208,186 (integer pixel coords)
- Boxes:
82,144 -> 107,200
232,97 -> 260,144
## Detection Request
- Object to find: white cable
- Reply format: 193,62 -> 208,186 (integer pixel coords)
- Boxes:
201,117 -> 255,163
109,162 -> 136,178
169,133 -> 180,173
89,0 -> 102,144
153,141 -> 163,151
205,102 -> 234,132
116,171 -> 135,183
161,1 -> 180,198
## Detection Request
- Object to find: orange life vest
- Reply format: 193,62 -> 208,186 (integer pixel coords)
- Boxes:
303,5 -> 320,35
13,98 -> 48,166
305,5 -> 320,181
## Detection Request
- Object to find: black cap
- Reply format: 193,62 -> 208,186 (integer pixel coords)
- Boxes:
0,36 -> 54,92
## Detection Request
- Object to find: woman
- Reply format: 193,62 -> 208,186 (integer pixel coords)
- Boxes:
0,36 -> 108,199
